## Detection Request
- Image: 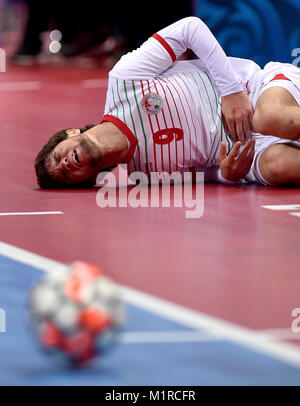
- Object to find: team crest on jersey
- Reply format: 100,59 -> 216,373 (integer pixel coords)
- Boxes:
141,93 -> 163,115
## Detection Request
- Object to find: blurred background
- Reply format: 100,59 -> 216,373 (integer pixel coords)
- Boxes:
0,0 -> 193,68
1,0 -> 300,69
194,0 -> 300,67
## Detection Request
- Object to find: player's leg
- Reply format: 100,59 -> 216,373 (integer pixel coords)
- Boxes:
253,86 -> 300,140
258,142 -> 300,185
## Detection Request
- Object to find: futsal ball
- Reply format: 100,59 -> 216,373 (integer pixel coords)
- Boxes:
29,262 -> 125,365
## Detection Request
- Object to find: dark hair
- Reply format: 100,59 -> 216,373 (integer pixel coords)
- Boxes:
35,125 -> 95,189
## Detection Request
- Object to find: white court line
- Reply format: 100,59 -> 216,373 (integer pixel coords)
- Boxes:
289,213 -> 300,218
81,79 -> 108,88
259,328 -> 300,341
119,331 -> 220,344
1,241 -> 300,368
262,204 -> 300,211
0,211 -> 63,216
0,242 -> 66,272
120,329 -> 300,344
0,81 -> 41,91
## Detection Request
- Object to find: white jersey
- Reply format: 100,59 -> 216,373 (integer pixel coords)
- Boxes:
102,17 -> 262,179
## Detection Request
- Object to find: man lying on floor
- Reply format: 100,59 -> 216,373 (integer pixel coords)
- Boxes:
35,17 -> 300,188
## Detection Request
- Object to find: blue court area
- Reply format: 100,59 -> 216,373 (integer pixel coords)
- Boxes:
1,254 -> 300,386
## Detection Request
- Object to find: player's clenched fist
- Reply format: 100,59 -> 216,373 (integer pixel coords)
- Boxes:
218,139 -> 255,182
222,91 -> 254,143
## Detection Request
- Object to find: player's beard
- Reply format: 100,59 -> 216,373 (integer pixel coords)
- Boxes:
79,136 -> 102,168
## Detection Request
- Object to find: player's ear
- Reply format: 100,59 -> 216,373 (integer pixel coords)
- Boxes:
66,128 -> 81,137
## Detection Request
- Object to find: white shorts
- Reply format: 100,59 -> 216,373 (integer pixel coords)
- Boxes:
245,62 -> 300,185
245,134 -> 300,185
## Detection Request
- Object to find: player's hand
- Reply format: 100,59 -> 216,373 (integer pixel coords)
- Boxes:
218,139 -> 255,182
221,91 -> 253,143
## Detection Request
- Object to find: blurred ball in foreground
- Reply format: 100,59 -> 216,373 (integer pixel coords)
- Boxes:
29,262 -> 125,365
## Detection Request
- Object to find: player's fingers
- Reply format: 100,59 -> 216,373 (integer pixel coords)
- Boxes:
247,139 -> 256,157
243,116 -> 251,141
227,141 -> 242,164
238,139 -> 253,154
218,141 -> 228,163
227,119 -> 238,142
248,109 -> 254,132
246,140 -> 256,164
243,142 -> 255,171
235,119 -> 246,144
222,113 -> 229,133
236,140 -> 255,166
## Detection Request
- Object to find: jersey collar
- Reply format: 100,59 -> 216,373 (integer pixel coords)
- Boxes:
101,115 -> 137,162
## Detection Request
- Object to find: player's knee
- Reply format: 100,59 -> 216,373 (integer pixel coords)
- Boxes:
260,145 -> 287,185
253,104 -> 281,136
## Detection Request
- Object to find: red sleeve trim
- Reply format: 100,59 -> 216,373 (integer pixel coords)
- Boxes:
101,115 -> 137,162
152,33 -> 176,63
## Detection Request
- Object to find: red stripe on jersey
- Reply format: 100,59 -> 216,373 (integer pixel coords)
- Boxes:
164,77 -> 186,167
140,81 -> 158,172
152,33 -> 176,63
270,73 -> 290,82
149,80 -> 164,172
177,73 -> 199,164
172,75 -> 193,165
156,78 -> 179,170
101,115 -> 137,162
152,80 -> 171,173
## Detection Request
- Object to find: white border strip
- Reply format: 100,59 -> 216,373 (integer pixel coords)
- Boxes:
260,328 -> 300,341
1,241 -> 300,368
0,242 -> 65,273
262,204 -> 300,211
0,212 -> 63,216
290,213 -> 300,218
119,331 -> 220,344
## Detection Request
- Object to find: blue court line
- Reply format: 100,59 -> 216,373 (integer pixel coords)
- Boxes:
1,254 -> 300,385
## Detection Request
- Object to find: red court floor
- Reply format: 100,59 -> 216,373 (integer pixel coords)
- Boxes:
1,62 -> 300,345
